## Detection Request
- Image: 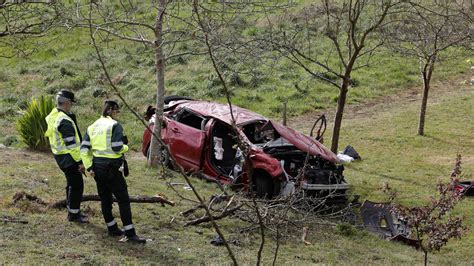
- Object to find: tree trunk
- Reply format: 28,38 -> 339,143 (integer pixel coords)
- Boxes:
423,250 -> 428,266
331,79 -> 350,153
148,0 -> 167,167
417,60 -> 434,136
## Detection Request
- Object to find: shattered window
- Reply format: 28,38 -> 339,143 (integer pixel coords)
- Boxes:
174,109 -> 205,130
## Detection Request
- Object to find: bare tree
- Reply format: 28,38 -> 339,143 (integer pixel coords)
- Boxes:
189,2 -> 296,264
259,0 -> 401,153
384,1 -> 472,136
0,0 -> 60,57
69,1 -> 204,167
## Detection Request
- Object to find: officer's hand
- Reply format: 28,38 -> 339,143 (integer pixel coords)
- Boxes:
78,164 -> 86,174
88,170 -> 95,178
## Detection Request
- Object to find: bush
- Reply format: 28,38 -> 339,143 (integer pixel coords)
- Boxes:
336,223 -> 358,237
229,72 -> 244,87
16,96 -> 54,150
60,66 -> 75,77
0,70 -> 9,82
206,74 -> 222,89
3,135 -> 19,147
69,74 -> 88,90
19,67 -> 29,75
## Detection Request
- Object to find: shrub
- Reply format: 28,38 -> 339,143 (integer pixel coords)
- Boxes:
0,70 -> 9,82
3,135 -> 19,147
92,88 -> 107,98
336,223 -> 358,237
229,72 -> 244,87
69,74 -> 88,90
16,95 -> 54,150
206,74 -> 222,89
60,66 -> 75,77
19,67 -> 29,75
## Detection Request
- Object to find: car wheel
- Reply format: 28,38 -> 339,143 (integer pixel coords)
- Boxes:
147,145 -> 173,169
253,173 -> 278,199
159,145 -> 173,169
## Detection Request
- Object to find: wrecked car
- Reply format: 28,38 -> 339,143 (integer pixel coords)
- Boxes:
142,97 -> 349,203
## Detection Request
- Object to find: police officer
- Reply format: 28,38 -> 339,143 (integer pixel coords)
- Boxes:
45,90 -> 88,223
80,100 -> 146,243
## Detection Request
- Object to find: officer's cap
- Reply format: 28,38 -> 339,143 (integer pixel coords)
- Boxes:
57,90 -> 76,103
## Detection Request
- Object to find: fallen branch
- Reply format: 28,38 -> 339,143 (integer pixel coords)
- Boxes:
50,194 -> 175,208
12,191 -> 48,205
12,191 -> 175,208
181,193 -> 233,217
181,204 -> 204,216
301,226 -> 312,245
185,204 -> 243,226
1,217 -> 28,224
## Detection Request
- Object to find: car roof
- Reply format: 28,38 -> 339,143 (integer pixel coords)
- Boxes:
173,100 -> 268,125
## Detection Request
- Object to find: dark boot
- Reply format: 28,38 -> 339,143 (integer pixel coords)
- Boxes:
108,224 -> 125,237
122,227 -> 146,244
68,212 -> 89,224
126,235 -> 147,244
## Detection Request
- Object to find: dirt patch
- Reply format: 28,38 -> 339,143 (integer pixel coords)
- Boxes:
0,147 -> 50,164
289,74 -> 473,131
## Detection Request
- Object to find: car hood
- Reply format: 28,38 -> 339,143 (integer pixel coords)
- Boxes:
270,120 -> 340,163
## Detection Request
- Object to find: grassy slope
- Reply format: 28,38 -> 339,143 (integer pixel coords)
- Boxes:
0,2 -> 472,263
1,77 -> 472,264
0,26 -> 470,148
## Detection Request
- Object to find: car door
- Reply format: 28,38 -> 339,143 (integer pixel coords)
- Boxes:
166,109 -> 206,171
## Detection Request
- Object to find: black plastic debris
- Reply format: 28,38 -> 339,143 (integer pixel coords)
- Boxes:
360,201 -> 419,248
454,181 -> 474,196
210,235 -> 224,246
342,145 -> 361,160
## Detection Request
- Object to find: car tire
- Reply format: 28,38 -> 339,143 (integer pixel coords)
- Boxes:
147,145 -> 173,169
159,145 -> 173,169
254,173 -> 278,199
164,95 -> 194,104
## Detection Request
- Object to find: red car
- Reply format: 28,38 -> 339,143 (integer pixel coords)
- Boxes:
142,97 -> 349,202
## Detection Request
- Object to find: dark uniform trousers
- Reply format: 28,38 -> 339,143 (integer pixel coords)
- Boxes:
60,163 -> 84,213
93,160 -> 136,236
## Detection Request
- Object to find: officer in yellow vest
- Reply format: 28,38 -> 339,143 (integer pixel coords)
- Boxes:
45,90 -> 88,223
81,100 -> 146,243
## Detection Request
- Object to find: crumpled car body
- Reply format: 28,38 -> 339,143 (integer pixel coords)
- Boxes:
142,98 -> 349,202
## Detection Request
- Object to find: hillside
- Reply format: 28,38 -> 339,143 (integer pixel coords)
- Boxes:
0,28 -> 469,148
1,74 -> 473,264
1,1 -> 473,264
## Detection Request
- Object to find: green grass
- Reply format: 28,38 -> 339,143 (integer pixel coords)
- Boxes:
0,1 -> 472,263
1,79 -> 473,264
0,24 -> 470,149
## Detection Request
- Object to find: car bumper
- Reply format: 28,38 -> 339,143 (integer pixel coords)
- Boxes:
300,181 -> 350,191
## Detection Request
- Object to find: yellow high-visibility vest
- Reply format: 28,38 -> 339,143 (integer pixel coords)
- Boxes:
44,108 -> 81,162
86,116 -> 128,159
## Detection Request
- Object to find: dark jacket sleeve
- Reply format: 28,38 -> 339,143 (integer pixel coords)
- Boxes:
58,119 -> 82,164
111,123 -> 129,154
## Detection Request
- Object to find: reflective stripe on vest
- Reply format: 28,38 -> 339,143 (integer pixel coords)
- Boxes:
46,109 -> 80,155
88,117 -> 122,158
